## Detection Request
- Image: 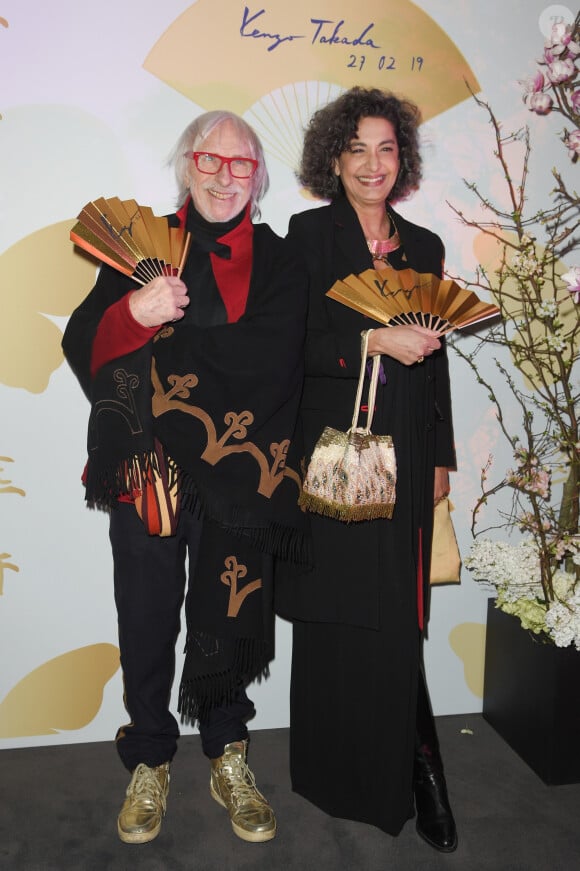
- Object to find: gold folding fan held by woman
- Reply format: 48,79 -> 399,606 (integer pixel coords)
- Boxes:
70,196 -> 191,284
326,266 -> 500,333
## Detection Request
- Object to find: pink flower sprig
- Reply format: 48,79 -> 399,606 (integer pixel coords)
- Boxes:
521,15 -> 580,158
565,129 -> 580,160
547,56 -> 577,85
521,71 -> 554,114
544,20 -> 580,61
562,266 -> 580,303
507,450 -> 551,499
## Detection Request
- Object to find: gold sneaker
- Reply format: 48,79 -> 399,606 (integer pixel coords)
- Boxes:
210,740 -> 276,842
117,762 -> 170,844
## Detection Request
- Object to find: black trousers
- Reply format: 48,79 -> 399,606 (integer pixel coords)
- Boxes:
109,502 -> 254,770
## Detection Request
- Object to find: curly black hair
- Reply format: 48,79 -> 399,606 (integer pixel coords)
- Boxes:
298,87 -> 423,202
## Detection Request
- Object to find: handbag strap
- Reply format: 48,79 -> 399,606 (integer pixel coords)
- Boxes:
350,329 -> 381,433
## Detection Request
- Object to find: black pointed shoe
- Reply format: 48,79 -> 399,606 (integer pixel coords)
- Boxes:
414,745 -> 458,852
414,665 -> 458,852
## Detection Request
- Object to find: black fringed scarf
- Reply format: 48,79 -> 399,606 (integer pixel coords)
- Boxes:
178,516 -> 275,724
64,201 -> 310,721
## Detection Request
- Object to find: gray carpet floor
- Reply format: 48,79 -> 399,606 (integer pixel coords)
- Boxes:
1,714 -> 579,871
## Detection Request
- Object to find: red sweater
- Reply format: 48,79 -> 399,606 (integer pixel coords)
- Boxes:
90,201 -> 253,377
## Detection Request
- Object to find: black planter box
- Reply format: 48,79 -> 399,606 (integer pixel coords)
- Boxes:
483,598 -> 580,785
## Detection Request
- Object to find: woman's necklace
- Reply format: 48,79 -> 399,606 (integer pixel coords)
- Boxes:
366,217 -> 401,265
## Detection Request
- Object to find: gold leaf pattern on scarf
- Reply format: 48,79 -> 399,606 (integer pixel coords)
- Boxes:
151,360 -> 299,498
221,555 -> 262,618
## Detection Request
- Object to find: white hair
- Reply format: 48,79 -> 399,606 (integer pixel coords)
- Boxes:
168,110 -> 269,219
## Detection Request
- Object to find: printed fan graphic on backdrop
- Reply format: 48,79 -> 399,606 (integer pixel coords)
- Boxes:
460,231 -> 578,390
449,623 -> 487,698
0,222 -> 98,393
0,644 -> 120,737
143,0 -> 480,171
0,456 -> 24,595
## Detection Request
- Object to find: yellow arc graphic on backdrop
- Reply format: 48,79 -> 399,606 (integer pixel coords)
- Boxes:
449,622 -> 486,698
473,232 -> 577,391
144,0 -> 479,169
0,643 -> 120,737
0,222 -> 97,392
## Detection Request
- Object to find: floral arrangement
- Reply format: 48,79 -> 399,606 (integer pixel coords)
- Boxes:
448,14 -> 580,648
521,14 -> 580,161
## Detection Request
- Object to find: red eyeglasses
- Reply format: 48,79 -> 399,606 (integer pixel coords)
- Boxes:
184,151 -> 258,179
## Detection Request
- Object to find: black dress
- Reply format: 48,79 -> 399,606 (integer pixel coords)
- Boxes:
275,196 -> 456,835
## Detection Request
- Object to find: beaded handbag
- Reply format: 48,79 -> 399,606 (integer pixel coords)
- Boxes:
299,330 -> 396,522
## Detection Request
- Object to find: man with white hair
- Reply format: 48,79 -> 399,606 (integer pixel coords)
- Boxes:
63,111 -> 308,846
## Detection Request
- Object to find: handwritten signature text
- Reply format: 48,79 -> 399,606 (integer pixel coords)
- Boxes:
240,7 -> 381,53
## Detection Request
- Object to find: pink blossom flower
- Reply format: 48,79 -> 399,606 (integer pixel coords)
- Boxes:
521,71 -> 553,114
545,21 -> 580,58
507,456 -> 551,499
548,21 -> 572,51
548,57 -> 577,84
562,266 -> 580,302
541,47 -> 557,65
566,129 -> 580,161
572,90 -> 580,112
529,92 -> 553,114
521,70 -> 545,98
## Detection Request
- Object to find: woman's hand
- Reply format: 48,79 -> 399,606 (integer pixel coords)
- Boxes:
128,276 -> 190,328
367,324 -> 441,366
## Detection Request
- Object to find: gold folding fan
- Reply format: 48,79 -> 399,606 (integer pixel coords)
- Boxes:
70,197 -> 191,285
327,266 -> 500,333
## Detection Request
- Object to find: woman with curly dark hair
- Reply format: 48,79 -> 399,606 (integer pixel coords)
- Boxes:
276,87 -> 458,850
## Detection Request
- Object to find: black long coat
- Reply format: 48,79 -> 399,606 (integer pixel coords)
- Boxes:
275,195 -> 456,631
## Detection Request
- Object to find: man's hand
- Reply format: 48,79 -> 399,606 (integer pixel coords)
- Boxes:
129,276 -> 190,328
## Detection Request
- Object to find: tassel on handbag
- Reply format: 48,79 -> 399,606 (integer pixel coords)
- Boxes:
299,330 -> 397,522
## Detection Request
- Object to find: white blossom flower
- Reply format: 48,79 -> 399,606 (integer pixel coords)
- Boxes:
467,541 -> 580,649
538,300 -> 558,318
546,332 -> 567,352
545,577 -> 580,649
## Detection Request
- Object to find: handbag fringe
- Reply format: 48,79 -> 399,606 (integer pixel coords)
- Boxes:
298,489 -> 395,522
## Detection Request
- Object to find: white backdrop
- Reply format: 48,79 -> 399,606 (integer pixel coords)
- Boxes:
0,0 -> 573,749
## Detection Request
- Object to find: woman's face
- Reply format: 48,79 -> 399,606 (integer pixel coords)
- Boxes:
185,119 -> 254,223
334,116 -> 400,210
